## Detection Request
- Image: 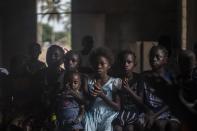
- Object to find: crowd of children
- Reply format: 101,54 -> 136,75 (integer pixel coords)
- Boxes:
0,42 -> 197,131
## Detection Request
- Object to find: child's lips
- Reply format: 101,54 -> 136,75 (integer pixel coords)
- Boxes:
97,69 -> 102,73
124,67 -> 129,71
151,61 -> 158,65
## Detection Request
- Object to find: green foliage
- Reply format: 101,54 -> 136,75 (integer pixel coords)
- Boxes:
54,31 -> 66,41
42,23 -> 53,42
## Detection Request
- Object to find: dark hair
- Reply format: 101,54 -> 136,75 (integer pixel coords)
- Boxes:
47,45 -> 64,55
158,35 -> 172,56
89,47 -> 114,67
117,50 -> 136,64
149,45 -> 168,57
63,70 -> 80,84
64,50 -> 81,66
178,50 -> 196,65
46,45 -> 65,66
28,43 -> 41,53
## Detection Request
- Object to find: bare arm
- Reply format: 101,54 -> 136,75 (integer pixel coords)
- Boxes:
98,91 -> 121,111
91,82 -> 121,111
74,104 -> 85,123
69,90 -> 87,105
122,78 -> 143,105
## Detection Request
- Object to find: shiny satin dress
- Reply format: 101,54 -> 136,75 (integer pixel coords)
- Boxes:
84,77 -> 121,131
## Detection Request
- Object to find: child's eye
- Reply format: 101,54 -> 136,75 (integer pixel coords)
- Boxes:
101,62 -> 108,66
74,81 -> 78,84
127,60 -> 133,64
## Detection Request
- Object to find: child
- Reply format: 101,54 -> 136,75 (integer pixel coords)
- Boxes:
34,45 -> 65,130
84,47 -> 121,131
79,35 -> 94,74
57,70 -> 85,131
59,50 -> 88,104
177,50 -> 197,130
26,43 -> 46,75
64,50 -> 81,71
113,50 -> 144,131
58,50 -> 82,90
39,45 -> 65,110
142,45 -> 180,131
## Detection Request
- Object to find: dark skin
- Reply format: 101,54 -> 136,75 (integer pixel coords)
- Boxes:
63,52 -> 89,105
64,73 -> 85,126
64,53 -> 80,71
46,47 -> 64,69
45,47 -> 64,109
144,48 -> 179,131
31,47 -> 65,131
121,54 -> 144,105
90,56 -> 121,111
115,53 -> 144,131
81,36 -> 93,55
178,51 -> 197,115
45,47 -> 64,89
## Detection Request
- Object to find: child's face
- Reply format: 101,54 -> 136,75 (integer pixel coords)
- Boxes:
93,56 -> 110,76
47,48 -> 63,67
149,49 -> 167,70
179,55 -> 196,75
121,54 -> 135,74
68,74 -> 81,91
64,54 -> 79,70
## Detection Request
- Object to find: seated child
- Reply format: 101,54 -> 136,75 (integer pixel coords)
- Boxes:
112,50 -> 144,131
141,45 -> 180,131
57,70 -> 85,131
84,47 -> 121,131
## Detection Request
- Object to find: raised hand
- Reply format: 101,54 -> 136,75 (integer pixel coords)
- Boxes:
73,116 -> 83,124
122,77 -> 129,91
90,80 -> 102,97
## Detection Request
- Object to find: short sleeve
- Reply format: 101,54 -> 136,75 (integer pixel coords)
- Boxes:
112,78 -> 122,92
0,68 -> 9,76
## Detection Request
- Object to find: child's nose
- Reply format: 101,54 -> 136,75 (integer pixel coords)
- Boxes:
69,60 -> 73,65
97,64 -> 102,68
124,62 -> 128,66
153,56 -> 157,61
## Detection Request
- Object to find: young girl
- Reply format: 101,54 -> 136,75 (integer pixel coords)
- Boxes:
58,50 -> 82,90
142,45 -> 180,131
33,45 -> 65,130
176,50 -> 197,130
113,50 -> 144,131
59,50 -> 88,104
57,70 -> 85,131
84,47 -> 121,131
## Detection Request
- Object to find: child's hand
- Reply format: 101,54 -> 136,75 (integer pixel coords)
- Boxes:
122,78 -> 129,91
73,116 -> 83,124
91,80 -> 102,97
144,112 -> 155,129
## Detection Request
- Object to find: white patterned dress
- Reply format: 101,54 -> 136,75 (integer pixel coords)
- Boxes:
84,77 -> 121,131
